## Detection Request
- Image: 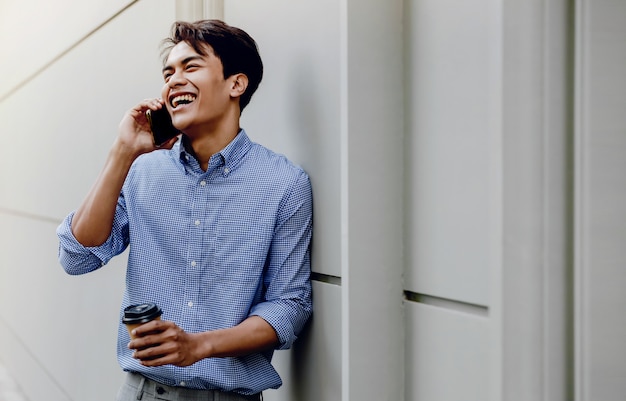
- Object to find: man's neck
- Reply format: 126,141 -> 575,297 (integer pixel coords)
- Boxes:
183,120 -> 240,171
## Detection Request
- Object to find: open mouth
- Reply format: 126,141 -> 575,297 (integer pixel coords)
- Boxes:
170,94 -> 197,108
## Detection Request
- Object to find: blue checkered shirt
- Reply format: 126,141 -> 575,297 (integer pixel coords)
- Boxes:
57,130 -> 313,395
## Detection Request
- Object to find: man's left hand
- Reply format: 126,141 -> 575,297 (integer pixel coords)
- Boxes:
128,320 -> 201,367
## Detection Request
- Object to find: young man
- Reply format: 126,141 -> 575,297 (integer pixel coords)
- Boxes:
57,20 -> 313,401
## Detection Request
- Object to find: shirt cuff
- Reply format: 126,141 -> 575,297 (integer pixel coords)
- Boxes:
56,212 -> 114,274
249,302 -> 299,350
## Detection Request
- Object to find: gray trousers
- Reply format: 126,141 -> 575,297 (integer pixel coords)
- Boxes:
116,372 -> 262,401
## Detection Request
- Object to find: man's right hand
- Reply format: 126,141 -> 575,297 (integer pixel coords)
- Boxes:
116,98 -> 178,158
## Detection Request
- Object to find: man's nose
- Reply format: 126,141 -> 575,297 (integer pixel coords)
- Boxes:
168,70 -> 186,86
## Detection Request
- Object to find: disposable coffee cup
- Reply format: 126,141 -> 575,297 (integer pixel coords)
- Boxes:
122,303 -> 162,339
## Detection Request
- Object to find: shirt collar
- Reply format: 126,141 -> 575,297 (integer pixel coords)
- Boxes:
173,129 -> 252,175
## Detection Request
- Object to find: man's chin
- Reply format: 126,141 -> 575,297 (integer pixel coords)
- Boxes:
171,117 -> 192,132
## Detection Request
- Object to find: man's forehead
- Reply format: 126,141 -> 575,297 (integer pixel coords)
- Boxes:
164,41 -> 214,66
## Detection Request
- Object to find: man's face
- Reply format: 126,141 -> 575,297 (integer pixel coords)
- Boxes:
161,41 -> 231,135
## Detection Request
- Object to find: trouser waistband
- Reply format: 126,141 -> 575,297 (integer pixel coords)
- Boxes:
124,372 -> 261,401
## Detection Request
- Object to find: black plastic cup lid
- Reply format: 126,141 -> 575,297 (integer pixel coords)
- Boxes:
122,303 -> 162,325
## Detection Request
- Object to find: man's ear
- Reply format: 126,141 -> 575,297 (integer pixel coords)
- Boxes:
229,73 -> 249,99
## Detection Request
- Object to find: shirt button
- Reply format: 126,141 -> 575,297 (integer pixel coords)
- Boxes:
224,167 -> 230,174
180,381 -> 186,387
188,301 -> 193,307
200,180 -> 206,186
194,219 -> 200,226
191,261 -> 197,267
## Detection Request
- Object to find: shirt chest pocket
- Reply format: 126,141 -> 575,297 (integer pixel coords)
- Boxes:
211,217 -> 273,271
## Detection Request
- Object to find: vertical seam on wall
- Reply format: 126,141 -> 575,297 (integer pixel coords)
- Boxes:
490,1 -> 504,400
541,2 -> 576,399
539,0 -> 552,401
566,1 -> 577,399
573,0 -> 585,400
339,1 -> 350,400
203,0 -> 224,19
174,0 -> 224,21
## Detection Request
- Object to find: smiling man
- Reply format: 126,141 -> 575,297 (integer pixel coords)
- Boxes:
57,20 -> 313,401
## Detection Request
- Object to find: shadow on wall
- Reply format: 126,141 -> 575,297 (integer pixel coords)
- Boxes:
289,317 -> 315,400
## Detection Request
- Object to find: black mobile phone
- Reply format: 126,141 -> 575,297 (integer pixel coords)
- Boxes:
146,107 -> 180,146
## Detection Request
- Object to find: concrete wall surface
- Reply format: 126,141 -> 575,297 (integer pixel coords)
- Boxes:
0,0 -> 625,400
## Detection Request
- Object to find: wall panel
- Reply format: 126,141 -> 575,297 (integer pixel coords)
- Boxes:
0,0 -> 175,221
405,302 -> 490,400
0,0 -> 136,99
343,0 -> 405,398
500,0 -> 574,399
404,0 -> 500,306
0,1 -> 176,399
576,1 -> 626,399
0,214 -> 126,401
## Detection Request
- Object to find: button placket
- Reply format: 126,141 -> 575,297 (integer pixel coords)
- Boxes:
182,175 -> 204,335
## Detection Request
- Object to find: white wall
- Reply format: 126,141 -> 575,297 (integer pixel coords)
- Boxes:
0,0 -> 133,99
404,0 -> 497,398
0,1 -> 177,400
405,0 -> 626,400
1,0 -> 625,400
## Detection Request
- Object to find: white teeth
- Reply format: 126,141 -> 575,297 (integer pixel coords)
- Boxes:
171,94 -> 196,108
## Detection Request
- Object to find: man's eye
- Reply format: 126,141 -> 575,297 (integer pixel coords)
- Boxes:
185,64 -> 199,70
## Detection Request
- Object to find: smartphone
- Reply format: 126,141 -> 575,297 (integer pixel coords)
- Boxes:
146,107 -> 180,146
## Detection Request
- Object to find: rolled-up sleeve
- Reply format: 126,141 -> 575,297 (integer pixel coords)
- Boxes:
249,171 -> 313,350
57,195 -> 130,275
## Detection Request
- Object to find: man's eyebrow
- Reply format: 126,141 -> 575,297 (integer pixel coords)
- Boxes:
162,55 -> 205,73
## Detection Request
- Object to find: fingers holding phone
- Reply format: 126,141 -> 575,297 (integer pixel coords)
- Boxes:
117,99 -> 178,155
128,98 -> 164,132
